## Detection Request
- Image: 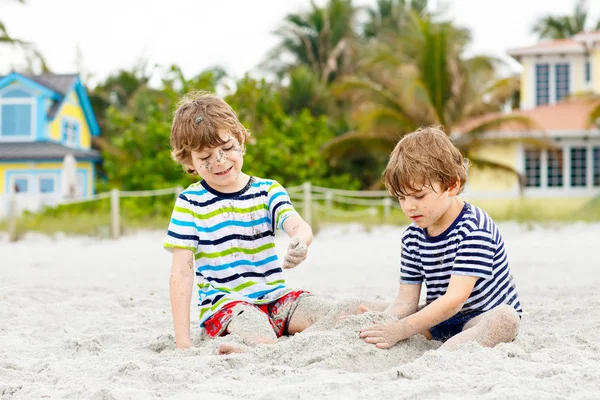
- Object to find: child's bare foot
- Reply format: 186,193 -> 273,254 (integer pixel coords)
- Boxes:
217,343 -> 250,355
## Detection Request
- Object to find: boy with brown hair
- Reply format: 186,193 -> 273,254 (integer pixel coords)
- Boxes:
359,126 -> 522,351
165,91 -> 330,354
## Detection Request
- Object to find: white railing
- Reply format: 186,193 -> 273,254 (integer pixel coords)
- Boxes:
3,182 -> 398,240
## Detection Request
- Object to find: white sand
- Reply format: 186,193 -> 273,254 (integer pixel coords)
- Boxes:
1,223 -> 600,399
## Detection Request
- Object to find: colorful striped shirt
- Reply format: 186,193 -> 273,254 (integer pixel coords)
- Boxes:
400,202 -> 522,317
164,176 -> 299,325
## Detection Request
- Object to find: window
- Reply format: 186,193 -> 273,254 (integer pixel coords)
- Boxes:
594,147 -> 600,187
535,64 -> 550,106
525,149 -> 541,187
62,119 -> 80,147
585,61 -> 591,83
1,103 -> 32,136
570,147 -> 587,187
0,88 -> 34,139
13,177 -> 29,193
547,149 -> 563,187
39,177 -> 55,193
555,63 -> 570,102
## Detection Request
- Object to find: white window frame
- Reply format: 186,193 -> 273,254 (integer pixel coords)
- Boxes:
529,56 -> 576,108
0,87 -> 36,142
62,117 -> 80,147
522,139 -> 599,197
38,174 -> 57,194
9,174 -> 32,194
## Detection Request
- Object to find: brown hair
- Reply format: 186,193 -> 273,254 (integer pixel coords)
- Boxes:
170,91 -> 250,174
383,126 -> 469,197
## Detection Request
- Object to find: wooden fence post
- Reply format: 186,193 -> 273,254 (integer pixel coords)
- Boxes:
303,182 -> 312,227
8,194 -> 17,242
324,191 -> 333,218
383,197 -> 392,219
110,189 -> 120,239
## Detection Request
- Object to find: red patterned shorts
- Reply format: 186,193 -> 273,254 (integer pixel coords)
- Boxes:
203,290 -> 310,337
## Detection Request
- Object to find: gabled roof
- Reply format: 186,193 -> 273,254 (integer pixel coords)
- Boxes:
454,101 -> 599,136
25,73 -> 78,95
508,30 -> 600,58
0,142 -> 101,161
507,38 -> 584,57
0,72 -> 100,136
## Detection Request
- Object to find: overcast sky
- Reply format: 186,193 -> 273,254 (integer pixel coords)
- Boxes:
2,0 -> 599,86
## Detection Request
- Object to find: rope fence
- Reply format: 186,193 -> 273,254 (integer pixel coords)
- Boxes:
5,182 -> 398,240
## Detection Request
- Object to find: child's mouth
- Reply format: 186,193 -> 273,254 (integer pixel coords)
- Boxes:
410,215 -> 423,221
215,166 -> 233,176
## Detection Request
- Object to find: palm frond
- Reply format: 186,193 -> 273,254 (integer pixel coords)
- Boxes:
321,130 -> 399,159
587,102 -> 600,128
332,76 -> 412,119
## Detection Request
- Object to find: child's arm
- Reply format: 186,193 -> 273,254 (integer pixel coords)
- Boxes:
360,275 -> 477,349
169,248 -> 195,349
281,215 -> 313,269
384,283 -> 421,318
360,283 -> 420,318
282,215 -> 313,246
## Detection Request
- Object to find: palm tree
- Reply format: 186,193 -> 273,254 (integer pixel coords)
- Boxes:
265,0 -> 358,84
362,0 -> 428,39
532,0 -> 600,40
325,15 -> 542,187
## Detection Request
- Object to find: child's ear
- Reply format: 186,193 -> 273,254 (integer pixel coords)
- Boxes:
448,177 -> 461,195
185,164 -> 196,175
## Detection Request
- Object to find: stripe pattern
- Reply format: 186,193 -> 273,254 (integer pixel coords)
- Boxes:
400,202 -> 522,317
164,177 -> 299,324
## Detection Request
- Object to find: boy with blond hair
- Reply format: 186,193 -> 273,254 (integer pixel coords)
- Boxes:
360,126 -> 522,351
165,92 -> 330,354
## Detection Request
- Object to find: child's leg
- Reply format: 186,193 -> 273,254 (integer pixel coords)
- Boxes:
217,304 -> 277,355
439,304 -> 520,351
287,295 -> 335,334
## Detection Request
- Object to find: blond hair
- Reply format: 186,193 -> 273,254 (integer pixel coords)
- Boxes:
170,91 -> 250,174
383,126 -> 469,197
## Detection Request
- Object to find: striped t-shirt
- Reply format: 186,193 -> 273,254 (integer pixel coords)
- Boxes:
164,176 -> 299,325
400,202 -> 522,317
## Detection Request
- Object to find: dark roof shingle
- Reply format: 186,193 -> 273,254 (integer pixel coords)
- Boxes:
26,73 -> 78,95
0,142 -> 101,161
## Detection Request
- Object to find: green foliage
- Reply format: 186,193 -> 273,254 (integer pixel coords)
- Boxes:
227,76 -> 359,189
531,0 -> 600,40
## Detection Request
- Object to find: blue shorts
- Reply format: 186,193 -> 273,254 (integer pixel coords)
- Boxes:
429,310 -> 486,342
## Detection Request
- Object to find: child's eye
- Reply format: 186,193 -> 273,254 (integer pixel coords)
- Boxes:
223,146 -> 234,151
200,155 -> 210,161
414,195 -> 425,200
398,196 -> 405,201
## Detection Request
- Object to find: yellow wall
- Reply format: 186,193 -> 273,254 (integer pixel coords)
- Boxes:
49,89 -> 92,149
467,142 -> 520,192
593,49 -> 600,93
520,60 -> 531,108
573,57 -> 583,93
0,161 -> 94,196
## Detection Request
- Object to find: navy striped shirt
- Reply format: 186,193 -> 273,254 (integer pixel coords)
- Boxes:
400,202 -> 522,317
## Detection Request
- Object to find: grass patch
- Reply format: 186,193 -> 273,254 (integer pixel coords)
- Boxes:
1,195 -> 598,240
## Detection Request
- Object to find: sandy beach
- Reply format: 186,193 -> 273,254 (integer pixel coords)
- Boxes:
1,222 -> 600,399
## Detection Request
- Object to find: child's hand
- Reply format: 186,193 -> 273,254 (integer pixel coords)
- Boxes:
359,320 -> 407,349
282,236 -> 308,269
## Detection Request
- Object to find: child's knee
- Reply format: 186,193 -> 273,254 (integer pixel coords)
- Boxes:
485,305 -> 520,341
495,305 -> 520,335
226,305 -> 276,340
